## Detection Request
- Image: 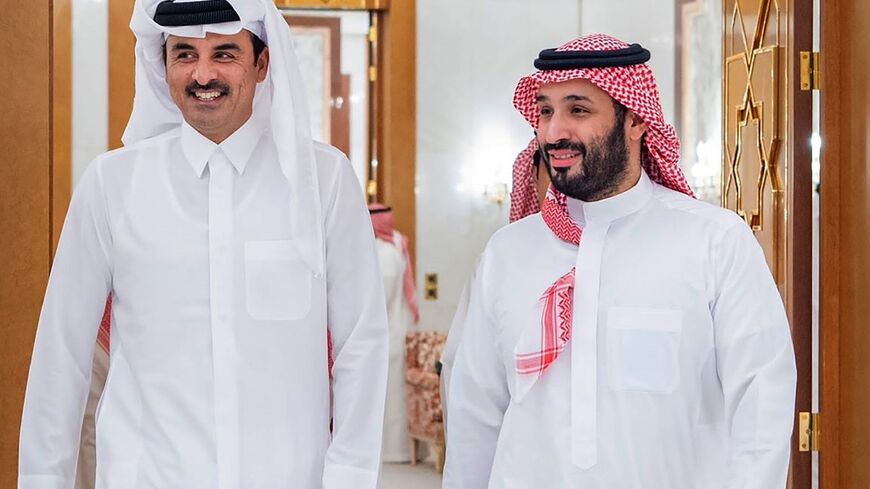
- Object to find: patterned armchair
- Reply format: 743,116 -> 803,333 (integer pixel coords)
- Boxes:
405,330 -> 448,472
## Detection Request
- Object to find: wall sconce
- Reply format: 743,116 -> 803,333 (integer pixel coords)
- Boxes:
457,128 -> 515,205
484,182 -> 508,205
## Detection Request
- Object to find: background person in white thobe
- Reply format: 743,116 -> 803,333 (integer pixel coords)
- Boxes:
18,1 -> 389,488
369,204 -> 420,463
443,34 -> 796,489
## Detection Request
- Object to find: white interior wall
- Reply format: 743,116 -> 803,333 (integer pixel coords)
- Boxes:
580,0 -> 677,123
72,0 -> 109,187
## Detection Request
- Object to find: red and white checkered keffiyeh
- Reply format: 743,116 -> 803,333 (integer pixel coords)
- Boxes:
512,34 -> 694,391
509,138 -> 541,223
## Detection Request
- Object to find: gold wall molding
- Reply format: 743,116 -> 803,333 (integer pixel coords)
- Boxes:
723,0 -> 788,282
274,0 -> 388,10
723,0 -> 783,233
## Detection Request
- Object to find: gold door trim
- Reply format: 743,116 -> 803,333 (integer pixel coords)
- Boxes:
723,0 -> 786,282
274,0 -> 388,10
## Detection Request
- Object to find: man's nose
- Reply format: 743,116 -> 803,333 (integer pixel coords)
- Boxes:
541,113 -> 573,144
192,58 -> 218,86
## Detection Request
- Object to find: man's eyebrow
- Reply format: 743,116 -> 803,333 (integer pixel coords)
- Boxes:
213,43 -> 242,51
170,42 -> 196,51
536,94 -> 593,103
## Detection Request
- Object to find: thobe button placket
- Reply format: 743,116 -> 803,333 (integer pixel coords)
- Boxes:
208,150 -> 241,489
571,221 -> 611,470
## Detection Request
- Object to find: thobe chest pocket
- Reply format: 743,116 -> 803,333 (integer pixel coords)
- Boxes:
245,240 -> 312,320
606,307 -> 683,393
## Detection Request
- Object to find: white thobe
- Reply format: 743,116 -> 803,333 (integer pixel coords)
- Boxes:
375,232 -> 414,462
19,113 -> 389,489
443,171 -> 796,489
439,257 -> 479,422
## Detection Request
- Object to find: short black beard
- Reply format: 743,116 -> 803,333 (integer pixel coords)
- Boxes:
540,118 -> 630,202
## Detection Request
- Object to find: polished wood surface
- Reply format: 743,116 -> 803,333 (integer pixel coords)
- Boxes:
820,0 -> 870,486
818,1 -> 841,485
275,0 -> 388,10
52,0 -> 73,256
785,1 -> 814,487
0,0 -> 70,484
108,0 -> 136,149
376,0 -> 416,265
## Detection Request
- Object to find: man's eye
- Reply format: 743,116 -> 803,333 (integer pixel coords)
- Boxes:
539,107 -> 553,117
214,52 -> 235,60
176,52 -> 195,60
571,106 -> 589,115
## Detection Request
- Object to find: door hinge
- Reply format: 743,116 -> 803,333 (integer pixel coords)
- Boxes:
799,411 -> 821,452
800,51 -> 821,91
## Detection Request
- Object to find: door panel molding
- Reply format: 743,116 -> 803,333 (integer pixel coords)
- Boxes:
723,0 -> 813,486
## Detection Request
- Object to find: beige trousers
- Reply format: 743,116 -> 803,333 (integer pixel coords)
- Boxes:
74,346 -> 109,489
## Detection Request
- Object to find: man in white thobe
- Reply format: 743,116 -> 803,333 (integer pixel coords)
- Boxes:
443,34 -> 796,489
369,203 -> 419,462
19,1 -> 388,488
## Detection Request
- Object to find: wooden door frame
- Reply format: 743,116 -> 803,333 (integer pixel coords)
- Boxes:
818,0 -> 840,487
0,0 -> 71,484
817,0 -> 870,483
282,15 -> 347,154
719,0 -> 814,486
789,1 -> 816,486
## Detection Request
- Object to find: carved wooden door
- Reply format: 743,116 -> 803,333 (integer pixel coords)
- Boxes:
723,0 -> 814,487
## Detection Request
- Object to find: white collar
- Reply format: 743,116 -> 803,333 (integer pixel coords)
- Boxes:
567,170 -> 653,225
181,112 -> 266,177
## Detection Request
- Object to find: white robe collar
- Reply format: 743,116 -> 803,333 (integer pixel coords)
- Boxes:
181,111 -> 266,177
566,169 -> 654,227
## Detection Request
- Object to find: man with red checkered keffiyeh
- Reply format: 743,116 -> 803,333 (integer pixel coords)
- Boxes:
443,34 -> 796,489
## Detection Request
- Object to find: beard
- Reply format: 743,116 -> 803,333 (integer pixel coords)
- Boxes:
540,119 -> 630,202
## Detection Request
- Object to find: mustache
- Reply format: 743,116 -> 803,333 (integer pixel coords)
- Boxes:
542,140 -> 587,155
185,81 -> 230,95
541,140 -> 587,172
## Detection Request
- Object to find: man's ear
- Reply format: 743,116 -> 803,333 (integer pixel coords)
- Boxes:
626,111 -> 647,143
256,47 -> 270,82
